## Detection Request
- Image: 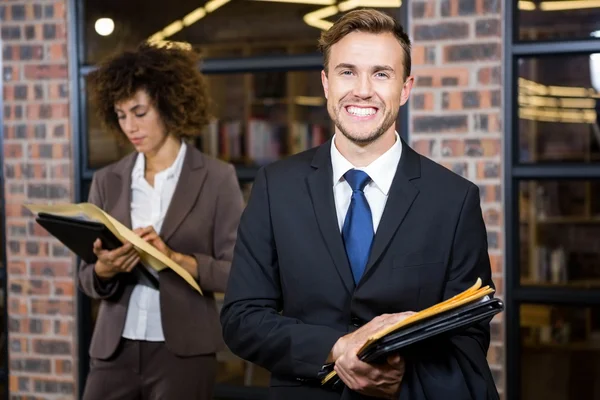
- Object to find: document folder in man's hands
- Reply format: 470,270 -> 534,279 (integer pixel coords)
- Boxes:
320,278 -> 503,388
23,203 -> 202,294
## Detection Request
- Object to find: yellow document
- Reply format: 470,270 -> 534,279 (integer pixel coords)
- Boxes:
24,202 -> 203,295
321,278 -> 494,384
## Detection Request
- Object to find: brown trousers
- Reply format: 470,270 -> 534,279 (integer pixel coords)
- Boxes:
82,339 -> 217,400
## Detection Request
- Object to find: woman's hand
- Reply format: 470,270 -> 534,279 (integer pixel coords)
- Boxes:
134,226 -> 199,279
134,226 -> 173,258
93,239 -> 140,280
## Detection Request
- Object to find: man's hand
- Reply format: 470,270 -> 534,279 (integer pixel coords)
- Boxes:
93,239 -> 139,280
330,312 -> 415,398
134,226 -> 173,258
335,353 -> 405,399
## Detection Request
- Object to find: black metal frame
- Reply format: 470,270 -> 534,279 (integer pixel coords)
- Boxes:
0,29 -> 9,398
504,1 -> 600,399
70,2 -> 407,399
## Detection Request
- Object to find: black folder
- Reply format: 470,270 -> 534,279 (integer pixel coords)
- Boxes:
319,284 -> 503,389
35,212 -> 159,289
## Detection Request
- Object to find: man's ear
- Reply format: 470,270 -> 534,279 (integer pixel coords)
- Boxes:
321,69 -> 329,99
400,76 -> 415,107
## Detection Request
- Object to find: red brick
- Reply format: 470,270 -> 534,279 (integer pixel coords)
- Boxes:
478,66 -> 501,85
442,91 -> 462,110
24,64 -> 67,80
476,160 -> 501,179
31,299 -> 73,316
3,85 -> 14,101
4,142 -> 23,159
47,43 -> 66,61
30,261 -> 72,278
8,261 -> 27,276
53,280 -> 74,297
54,320 -> 72,336
415,67 -> 470,87
51,163 -> 71,179
483,207 -> 501,227
55,359 -> 72,375
9,297 -> 28,316
412,139 -> 436,157
492,275 -> 503,296
489,253 -> 503,275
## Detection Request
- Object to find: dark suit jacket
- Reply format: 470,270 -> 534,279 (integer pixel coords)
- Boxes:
220,138 -> 499,400
79,145 -> 245,360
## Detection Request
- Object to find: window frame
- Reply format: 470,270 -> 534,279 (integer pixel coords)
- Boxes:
504,1 -> 600,399
0,27 -> 10,399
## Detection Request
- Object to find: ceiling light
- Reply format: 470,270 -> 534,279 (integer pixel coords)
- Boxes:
540,0 -> 600,11
147,0 -> 231,43
205,0 -> 231,13
94,18 -> 115,36
518,1 -> 535,10
183,8 -> 207,26
252,0 -> 335,4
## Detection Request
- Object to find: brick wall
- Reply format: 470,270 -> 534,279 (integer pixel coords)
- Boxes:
408,0 -> 504,397
1,0 -> 78,398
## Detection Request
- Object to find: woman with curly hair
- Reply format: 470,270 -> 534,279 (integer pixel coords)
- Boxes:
78,42 -> 244,400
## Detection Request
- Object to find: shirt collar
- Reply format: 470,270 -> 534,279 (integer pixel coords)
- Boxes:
132,141 -> 187,181
330,132 -> 402,196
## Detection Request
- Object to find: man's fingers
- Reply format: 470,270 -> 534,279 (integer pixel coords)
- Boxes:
387,353 -> 403,367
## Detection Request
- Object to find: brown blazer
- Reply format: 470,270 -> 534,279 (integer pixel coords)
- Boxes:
78,145 -> 245,360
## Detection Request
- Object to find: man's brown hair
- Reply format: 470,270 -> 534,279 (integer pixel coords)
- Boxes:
317,9 -> 411,80
88,41 -> 212,141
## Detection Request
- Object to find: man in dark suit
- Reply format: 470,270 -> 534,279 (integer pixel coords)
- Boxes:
220,9 -> 499,400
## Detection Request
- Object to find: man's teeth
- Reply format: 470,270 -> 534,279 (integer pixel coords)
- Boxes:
347,106 -> 376,117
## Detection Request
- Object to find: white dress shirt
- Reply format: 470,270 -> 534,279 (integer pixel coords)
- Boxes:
121,142 -> 187,341
331,132 -> 403,233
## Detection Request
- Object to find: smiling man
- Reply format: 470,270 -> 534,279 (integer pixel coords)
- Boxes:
220,9 -> 499,400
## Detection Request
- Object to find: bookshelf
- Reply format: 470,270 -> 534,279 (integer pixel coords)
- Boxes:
196,42 -> 332,184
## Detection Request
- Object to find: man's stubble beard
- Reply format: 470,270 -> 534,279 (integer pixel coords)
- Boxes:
329,102 -> 398,146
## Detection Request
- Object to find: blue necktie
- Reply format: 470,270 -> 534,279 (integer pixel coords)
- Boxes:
342,169 -> 374,284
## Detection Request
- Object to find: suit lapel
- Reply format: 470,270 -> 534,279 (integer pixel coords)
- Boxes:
307,142 -> 355,294
363,140 -> 421,278
106,154 -> 136,229
160,147 -> 207,242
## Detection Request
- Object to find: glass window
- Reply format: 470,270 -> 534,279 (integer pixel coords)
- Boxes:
520,304 -> 600,399
518,54 -> 600,164
519,180 -> 600,287
86,70 -> 332,170
518,1 -> 600,42
83,0 -> 401,64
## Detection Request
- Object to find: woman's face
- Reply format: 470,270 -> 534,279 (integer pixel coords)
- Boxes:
114,89 -> 169,154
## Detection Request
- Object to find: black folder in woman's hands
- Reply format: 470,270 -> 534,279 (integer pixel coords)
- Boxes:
35,212 -> 160,289
36,212 -> 122,264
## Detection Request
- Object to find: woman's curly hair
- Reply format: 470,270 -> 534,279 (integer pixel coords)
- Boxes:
88,41 -> 212,140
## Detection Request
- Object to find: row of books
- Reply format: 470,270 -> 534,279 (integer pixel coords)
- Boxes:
198,119 -> 331,164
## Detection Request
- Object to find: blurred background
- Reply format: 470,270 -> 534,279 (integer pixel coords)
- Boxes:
3,0 -> 600,399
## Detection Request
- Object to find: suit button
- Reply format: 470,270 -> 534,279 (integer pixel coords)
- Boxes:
351,317 -> 362,327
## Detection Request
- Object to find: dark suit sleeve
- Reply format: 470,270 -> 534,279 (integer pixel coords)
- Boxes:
400,184 -> 499,400
220,167 -> 344,379
77,173 -> 123,301
191,164 -> 244,293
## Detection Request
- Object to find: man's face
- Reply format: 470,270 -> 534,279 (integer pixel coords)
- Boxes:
321,31 -> 413,145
